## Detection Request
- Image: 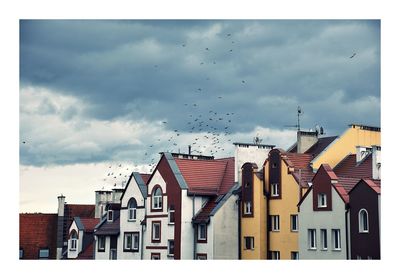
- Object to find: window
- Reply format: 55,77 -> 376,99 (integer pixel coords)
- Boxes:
270,215 -> 280,231
291,251 -> 299,260
152,222 -> 161,242
270,251 -> 280,260
332,229 -> 341,250
110,249 -> 117,260
318,193 -> 327,208
19,249 -> 24,259
124,232 -> 139,252
198,224 -> 207,241
39,248 -> 49,259
196,253 -> 207,260
168,240 -> 174,256
272,163 -> 277,168
70,230 -> 78,251
308,229 -> 317,250
152,186 -> 163,210
290,215 -> 298,232
128,199 -> 137,221
271,183 -> 279,197
98,236 -> 105,252
320,229 -> 328,250
244,237 -> 254,250
168,205 -> 175,224
151,253 -> 161,260
359,209 -> 369,233
107,209 -> 113,222
244,201 -> 252,215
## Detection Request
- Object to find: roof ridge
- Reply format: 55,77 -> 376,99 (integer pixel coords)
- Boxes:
216,160 -> 229,193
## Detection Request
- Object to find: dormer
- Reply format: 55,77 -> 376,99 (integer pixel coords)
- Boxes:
372,145 -> 381,179
356,146 -> 372,163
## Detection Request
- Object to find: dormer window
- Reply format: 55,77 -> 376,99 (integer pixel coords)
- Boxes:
244,201 -> 252,215
128,198 -> 137,221
70,230 -> 78,251
107,209 -> 113,222
271,183 -> 279,197
152,186 -> 163,210
318,193 -> 327,208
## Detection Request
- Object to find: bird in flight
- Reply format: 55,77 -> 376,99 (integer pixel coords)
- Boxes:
350,53 -> 356,58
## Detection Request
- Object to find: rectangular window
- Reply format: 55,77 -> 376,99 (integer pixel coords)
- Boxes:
244,237 -> 254,250
124,232 -> 139,252
39,248 -> 49,259
198,224 -> 207,241
196,253 -> 207,260
320,229 -> 328,250
98,236 -> 105,252
128,208 -> 136,221
70,239 -> 77,250
168,206 -> 175,224
332,229 -> 341,250
318,193 -> 327,208
270,251 -> 280,260
152,222 -> 161,242
271,183 -> 279,197
308,229 -> 317,249
110,249 -> 117,260
244,201 -> 252,215
270,215 -> 280,231
107,210 -> 113,221
290,215 -> 298,231
151,253 -> 161,260
19,249 -> 24,259
168,240 -> 174,256
291,251 -> 299,260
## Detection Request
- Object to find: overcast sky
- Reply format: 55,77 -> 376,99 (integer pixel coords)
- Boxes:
19,20 -> 380,213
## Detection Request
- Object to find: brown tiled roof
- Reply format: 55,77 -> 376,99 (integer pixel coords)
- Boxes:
64,204 -> 95,242
334,176 -> 363,203
80,218 -> 100,232
334,154 -> 373,178
174,157 -> 235,195
192,196 -> 219,223
76,242 -> 94,260
362,179 -> 381,194
140,173 -> 151,185
282,152 -> 314,187
95,215 -> 120,236
19,213 -> 58,259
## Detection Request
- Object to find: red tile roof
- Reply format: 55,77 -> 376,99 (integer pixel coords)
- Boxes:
76,242 -> 94,260
334,176 -> 363,203
282,152 -> 314,187
363,179 -> 381,194
140,173 -> 151,185
334,154 -> 373,178
174,157 -> 235,195
192,196 -> 219,223
64,204 -> 95,242
19,213 -> 58,259
80,218 -> 100,232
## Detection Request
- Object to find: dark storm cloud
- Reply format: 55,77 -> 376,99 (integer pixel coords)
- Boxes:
20,20 -> 380,166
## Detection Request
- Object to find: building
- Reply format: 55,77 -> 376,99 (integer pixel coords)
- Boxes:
67,217 -> 99,259
19,213 -> 58,259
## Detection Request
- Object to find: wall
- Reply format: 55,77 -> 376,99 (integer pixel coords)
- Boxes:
94,235 -> 111,260
213,194 -> 239,259
241,174 -> 267,259
311,125 -> 381,171
299,188 -> 347,259
67,221 -> 82,259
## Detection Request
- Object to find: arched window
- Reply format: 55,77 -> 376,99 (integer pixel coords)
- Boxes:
359,209 -> 369,233
128,198 -> 137,221
70,230 -> 78,250
152,186 -> 163,210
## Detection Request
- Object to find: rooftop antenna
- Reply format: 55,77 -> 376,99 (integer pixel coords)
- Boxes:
253,133 -> 263,144
284,106 -> 303,131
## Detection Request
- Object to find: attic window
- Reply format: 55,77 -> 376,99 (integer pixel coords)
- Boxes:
128,198 -> 137,221
70,230 -> 78,251
318,194 -> 327,208
107,209 -> 113,222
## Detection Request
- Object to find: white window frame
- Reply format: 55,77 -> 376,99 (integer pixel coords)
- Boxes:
271,183 -> 279,197
308,229 -> 317,250
152,222 -> 161,241
107,209 -> 113,222
198,224 -> 207,241
70,231 -> 78,251
244,236 -> 254,250
152,187 -> 163,210
320,229 -> 328,250
332,229 -> 341,251
290,215 -> 298,232
168,240 -> 174,256
98,236 -> 105,251
271,215 -> 280,231
270,251 -> 280,260
318,193 -> 327,208
128,199 -> 137,221
244,201 -> 252,214
124,232 -> 139,251
359,209 -> 369,233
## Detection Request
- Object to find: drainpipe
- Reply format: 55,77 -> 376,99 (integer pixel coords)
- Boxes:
141,198 -> 146,260
264,167 -> 270,259
193,194 -> 196,259
345,205 -> 350,259
237,195 -> 242,259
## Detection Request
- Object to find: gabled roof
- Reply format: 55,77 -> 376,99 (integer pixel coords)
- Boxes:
120,172 -> 148,201
174,156 -> 235,195
349,179 -> 381,195
94,204 -> 120,236
287,136 -> 338,157
333,154 -> 373,178
282,152 -> 314,188
74,217 -> 99,232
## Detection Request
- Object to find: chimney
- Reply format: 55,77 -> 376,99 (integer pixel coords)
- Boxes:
57,195 -> 65,216
372,145 -> 381,179
297,131 -> 318,153
112,188 -> 124,203
356,146 -> 372,163
95,190 -> 112,218
188,145 -> 191,155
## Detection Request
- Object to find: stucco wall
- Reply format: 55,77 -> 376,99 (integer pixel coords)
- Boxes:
235,145 -> 271,184
94,235 -> 111,260
299,188 -> 347,259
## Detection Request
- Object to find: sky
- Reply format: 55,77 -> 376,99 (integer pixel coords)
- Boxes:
19,19 -> 381,213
